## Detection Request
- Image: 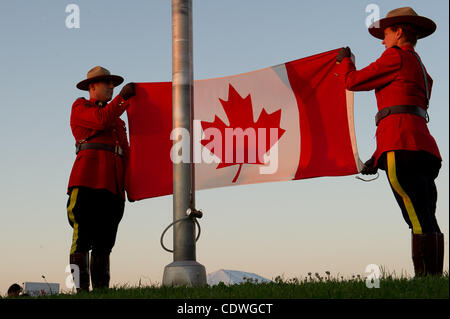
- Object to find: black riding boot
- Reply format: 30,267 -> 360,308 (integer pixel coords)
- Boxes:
412,233 -> 444,277
90,254 -> 110,289
70,252 -> 90,292
424,233 -> 444,276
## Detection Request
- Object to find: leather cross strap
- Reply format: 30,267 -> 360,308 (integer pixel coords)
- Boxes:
76,143 -> 124,157
375,105 -> 428,126
411,51 -> 430,107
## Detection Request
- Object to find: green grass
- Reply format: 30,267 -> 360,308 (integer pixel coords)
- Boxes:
24,271 -> 449,299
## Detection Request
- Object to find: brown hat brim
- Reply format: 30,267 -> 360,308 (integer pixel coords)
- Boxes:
76,74 -> 124,91
368,15 -> 436,40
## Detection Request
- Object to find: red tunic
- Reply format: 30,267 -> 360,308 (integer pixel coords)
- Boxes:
67,94 -> 130,199
335,44 -> 441,166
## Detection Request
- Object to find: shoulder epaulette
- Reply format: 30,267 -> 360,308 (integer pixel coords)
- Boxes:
73,97 -> 90,108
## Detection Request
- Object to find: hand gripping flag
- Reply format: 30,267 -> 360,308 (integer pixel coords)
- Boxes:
125,49 -> 362,200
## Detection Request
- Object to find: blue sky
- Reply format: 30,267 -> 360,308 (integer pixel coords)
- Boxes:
0,0 -> 448,295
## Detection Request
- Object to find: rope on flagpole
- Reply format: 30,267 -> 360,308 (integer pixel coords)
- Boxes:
160,209 -> 202,253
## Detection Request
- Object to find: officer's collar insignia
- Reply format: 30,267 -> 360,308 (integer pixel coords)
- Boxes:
96,100 -> 106,107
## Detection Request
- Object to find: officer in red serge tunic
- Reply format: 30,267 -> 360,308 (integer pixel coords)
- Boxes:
67,66 -> 135,292
335,7 -> 444,277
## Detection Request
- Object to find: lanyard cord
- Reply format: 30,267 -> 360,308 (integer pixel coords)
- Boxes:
160,210 -> 202,253
355,172 -> 379,182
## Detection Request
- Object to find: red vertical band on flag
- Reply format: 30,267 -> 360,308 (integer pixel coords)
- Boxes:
285,49 -> 358,179
125,82 -> 173,200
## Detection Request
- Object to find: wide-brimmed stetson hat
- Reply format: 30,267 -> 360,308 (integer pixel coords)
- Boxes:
368,7 -> 436,40
76,66 -> 124,91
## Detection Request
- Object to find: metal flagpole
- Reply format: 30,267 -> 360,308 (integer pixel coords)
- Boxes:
162,0 -> 206,286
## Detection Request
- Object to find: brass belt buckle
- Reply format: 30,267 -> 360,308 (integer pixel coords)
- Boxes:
115,145 -> 124,156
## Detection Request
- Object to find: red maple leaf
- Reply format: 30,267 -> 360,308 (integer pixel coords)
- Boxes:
200,84 -> 285,183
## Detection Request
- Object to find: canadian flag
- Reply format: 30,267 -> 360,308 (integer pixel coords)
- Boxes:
125,49 -> 362,200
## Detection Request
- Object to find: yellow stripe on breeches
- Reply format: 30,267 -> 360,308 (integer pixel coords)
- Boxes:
386,151 -> 423,235
67,188 -> 80,254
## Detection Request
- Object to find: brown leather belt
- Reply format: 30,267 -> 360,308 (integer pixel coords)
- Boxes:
375,105 -> 428,126
76,143 -> 124,157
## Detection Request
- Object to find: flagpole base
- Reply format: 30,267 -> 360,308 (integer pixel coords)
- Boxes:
162,261 -> 207,287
